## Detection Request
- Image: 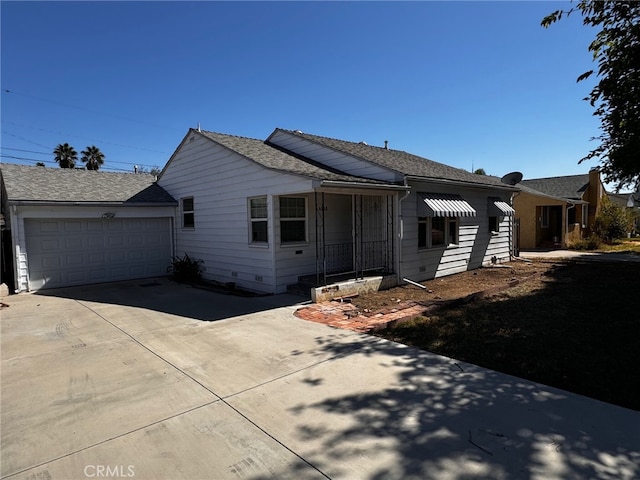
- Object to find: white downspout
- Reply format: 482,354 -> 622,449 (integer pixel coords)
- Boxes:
396,179 -> 411,285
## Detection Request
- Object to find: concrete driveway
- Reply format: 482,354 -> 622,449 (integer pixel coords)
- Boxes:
2,278 -> 639,480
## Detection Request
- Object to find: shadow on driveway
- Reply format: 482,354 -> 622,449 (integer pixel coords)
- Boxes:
35,276 -> 309,322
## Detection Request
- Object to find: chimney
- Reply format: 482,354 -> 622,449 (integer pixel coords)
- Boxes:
384,140 -> 388,150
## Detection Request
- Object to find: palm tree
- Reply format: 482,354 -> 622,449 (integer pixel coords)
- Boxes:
53,143 -> 78,169
81,145 -> 105,171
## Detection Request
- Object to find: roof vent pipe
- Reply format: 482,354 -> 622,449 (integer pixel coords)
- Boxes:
134,165 -> 138,173
197,122 -> 201,132
384,140 -> 388,150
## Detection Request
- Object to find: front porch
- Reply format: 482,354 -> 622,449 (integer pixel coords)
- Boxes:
287,191 -> 397,300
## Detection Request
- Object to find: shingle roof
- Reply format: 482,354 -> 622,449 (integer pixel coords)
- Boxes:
277,129 -> 516,189
196,130 -> 392,185
0,163 -> 176,204
520,174 -> 590,201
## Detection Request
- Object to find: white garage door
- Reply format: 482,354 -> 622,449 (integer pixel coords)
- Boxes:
25,218 -> 172,290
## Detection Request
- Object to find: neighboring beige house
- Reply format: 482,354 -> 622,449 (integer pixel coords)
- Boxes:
513,169 -> 606,249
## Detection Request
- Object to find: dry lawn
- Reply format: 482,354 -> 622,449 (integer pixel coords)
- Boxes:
359,258 -> 640,411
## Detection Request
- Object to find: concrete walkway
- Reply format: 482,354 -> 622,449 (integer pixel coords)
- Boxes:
2,278 -> 639,480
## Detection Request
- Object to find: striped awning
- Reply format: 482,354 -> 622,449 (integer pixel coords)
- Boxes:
418,193 -> 476,217
489,198 -> 515,216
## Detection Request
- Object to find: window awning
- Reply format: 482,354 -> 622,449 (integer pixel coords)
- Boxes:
489,198 -> 515,216
418,193 -> 476,217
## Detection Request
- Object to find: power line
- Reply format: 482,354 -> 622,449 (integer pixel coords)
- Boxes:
2,120 -> 169,154
0,156 -> 152,174
3,89 -> 176,133
1,130 -> 53,150
1,147 -> 50,155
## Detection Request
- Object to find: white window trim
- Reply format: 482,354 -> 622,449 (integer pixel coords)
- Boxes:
418,216 -> 459,250
181,197 -> 195,229
248,196 -> 269,246
279,196 -> 308,246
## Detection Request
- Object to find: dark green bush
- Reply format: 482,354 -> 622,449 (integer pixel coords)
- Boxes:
168,253 -> 205,283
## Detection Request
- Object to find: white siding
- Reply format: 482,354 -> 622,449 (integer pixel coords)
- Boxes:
399,181 -> 512,282
269,130 -> 402,183
159,133 -> 316,294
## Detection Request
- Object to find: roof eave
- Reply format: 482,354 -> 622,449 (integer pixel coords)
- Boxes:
8,200 -> 178,207
405,175 -> 518,191
319,180 -> 408,191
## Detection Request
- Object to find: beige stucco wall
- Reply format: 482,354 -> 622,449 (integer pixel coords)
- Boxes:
513,192 -> 566,249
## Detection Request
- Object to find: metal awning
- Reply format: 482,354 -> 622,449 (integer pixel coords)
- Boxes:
418,193 -> 476,217
488,198 -> 515,216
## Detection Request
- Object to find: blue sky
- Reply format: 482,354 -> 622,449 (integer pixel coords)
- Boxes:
1,1 -> 601,182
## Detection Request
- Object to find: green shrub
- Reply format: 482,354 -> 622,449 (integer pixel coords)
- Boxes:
571,235 -> 601,251
168,253 -> 205,283
593,197 -> 634,241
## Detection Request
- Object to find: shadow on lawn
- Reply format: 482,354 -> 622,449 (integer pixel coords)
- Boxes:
259,332 -> 639,480
381,260 -> 640,412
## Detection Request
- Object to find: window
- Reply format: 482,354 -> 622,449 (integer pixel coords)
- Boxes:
249,197 -> 268,244
182,197 -> 194,228
418,217 -> 459,249
489,216 -> 499,233
582,204 -> 588,228
280,197 -> 306,244
567,207 -> 576,225
541,206 -> 550,228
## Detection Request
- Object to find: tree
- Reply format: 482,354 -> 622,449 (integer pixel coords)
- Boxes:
53,143 -> 77,169
81,145 -> 105,171
542,1 -> 640,191
473,168 -> 487,175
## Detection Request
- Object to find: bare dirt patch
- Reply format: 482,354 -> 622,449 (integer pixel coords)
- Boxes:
351,259 -> 555,313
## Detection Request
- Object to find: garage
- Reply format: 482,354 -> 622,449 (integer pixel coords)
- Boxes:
25,217 -> 172,290
1,163 -> 178,293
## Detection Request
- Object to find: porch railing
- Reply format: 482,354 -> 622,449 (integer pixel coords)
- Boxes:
320,240 -> 391,279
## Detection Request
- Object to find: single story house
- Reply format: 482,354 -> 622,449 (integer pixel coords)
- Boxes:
156,128 -> 518,295
513,169 -> 605,249
0,164 -> 176,292
2,127 -> 519,296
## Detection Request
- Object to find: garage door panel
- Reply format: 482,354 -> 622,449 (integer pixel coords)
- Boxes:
64,221 -> 83,233
65,237 -> 83,249
25,218 -> 171,290
65,254 -> 84,267
86,220 -> 103,232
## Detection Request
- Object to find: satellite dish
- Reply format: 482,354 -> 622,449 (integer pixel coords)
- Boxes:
501,171 -> 523,185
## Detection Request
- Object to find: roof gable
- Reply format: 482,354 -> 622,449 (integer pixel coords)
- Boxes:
192,129 -> 395,185
0,163 -> 176,204
274,129 -> 515,190
520,174 -> 590,201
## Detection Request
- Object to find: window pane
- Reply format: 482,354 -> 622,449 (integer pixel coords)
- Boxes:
432,217 -> 445,246
281,220 -> 306,243
489,216 -> 498,232
280,197 -> 305,218
250,197 -> 267,219
252,220 -> 268,243
183,212 -> 194,228
182,197 -> 194,212
418,219 -> 427,248
448,219 -> 458,245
